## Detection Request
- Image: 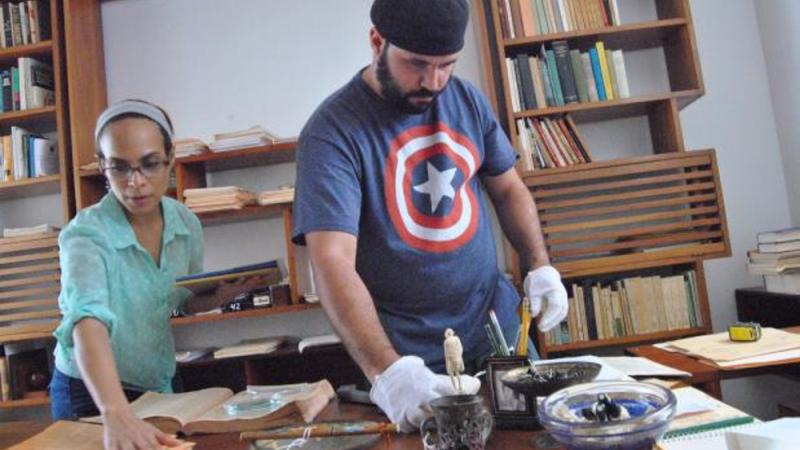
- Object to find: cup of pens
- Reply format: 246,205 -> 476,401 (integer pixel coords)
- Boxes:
420,394 -> 494,450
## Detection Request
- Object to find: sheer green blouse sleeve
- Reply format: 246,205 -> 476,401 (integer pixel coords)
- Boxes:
54,224 -> 116,350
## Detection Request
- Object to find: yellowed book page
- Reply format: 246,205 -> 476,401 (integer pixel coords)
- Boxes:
666,328 -> 800,362
7,421 -> 194,450
131,387 -> 233,427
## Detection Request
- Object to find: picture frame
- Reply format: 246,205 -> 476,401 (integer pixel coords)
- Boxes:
485,356 -> 538,429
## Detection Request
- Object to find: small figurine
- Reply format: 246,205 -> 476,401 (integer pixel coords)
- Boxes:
580,393 -> 630,422
443,328 -> 465,393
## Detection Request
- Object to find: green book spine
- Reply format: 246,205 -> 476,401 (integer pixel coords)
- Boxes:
570,49 -> 589,103
545,49 -> 564,106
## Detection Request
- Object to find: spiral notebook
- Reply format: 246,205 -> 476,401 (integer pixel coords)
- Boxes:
656,386 -> 757,450
657,421 -> 760,450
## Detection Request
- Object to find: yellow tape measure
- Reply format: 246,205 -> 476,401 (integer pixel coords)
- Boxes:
728,322 -> 761,342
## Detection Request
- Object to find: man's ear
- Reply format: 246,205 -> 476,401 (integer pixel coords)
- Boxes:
368,27 -> 386,58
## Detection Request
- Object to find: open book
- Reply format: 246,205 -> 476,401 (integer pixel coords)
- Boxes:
83,380 -> 334,435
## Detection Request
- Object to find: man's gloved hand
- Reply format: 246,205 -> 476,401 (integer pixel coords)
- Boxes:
524,265 -> 569,332
369,355 -> 480,432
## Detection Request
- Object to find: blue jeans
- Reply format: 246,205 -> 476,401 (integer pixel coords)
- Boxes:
49,368 -> 144,420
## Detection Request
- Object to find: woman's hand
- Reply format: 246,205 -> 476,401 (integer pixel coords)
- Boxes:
102,408 -> 181,450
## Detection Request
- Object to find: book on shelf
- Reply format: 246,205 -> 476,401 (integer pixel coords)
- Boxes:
757,239 -> 800,253
175,348 -> 214,363
257,186 -> 294,206
8,421 -> 194,450
213,335 -> 289,360
173,137 -> 210,158
656,386 -> 757,450
757,227 -> 800,244
2,223 -> 57,238
0,126 -> 57,182
183,186 -> 257,213
0,354 -> 9,401
515,115 -> 589,171
298,333 -> 342,354
175,260 -> 281,295
505,40 -> 628,113
545,269 -> 702,346
18,57 -> 54,110
81,380 -> 335,435
496,0 -> 620,39
209,125 -> 280,152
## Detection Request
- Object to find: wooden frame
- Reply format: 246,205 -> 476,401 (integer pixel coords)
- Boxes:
485,356 -> 538,429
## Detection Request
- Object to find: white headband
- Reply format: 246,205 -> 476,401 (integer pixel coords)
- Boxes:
94,100 -> 174,146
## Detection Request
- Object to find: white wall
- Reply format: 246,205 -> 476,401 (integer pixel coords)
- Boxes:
684,0 -> 798,419
755,1 -> 800,227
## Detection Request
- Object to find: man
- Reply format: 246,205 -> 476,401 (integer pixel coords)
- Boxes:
292,0 -> 568,431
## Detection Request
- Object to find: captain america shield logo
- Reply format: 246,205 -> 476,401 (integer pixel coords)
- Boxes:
384,123 -> 481,252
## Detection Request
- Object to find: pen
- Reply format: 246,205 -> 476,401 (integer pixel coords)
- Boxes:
489,309 -> 511,356
240,422 -> 399,440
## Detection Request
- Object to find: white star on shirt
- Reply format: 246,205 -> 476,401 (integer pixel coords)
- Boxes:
413,162 -> 457,213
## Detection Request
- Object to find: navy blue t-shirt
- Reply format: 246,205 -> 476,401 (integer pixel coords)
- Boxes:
293,71 -> 520,371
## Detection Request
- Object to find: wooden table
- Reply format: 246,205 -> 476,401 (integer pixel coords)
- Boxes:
627,326 -> 800,399
191,399 -> 548,450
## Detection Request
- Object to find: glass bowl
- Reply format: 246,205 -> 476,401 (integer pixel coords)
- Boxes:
538,381 -> 677,450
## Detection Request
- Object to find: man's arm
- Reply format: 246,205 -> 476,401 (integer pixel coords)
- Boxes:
482,167 -> 550,271
305,231 -> 400,382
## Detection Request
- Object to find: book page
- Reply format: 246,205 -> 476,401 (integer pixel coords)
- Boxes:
600,356 -> 691,377
193,383 -> 321,423
131,387 -> 233,427
666,386 -> 753,436
7,421 -> 194,450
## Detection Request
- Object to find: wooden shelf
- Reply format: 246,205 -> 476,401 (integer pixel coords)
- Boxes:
504,19 -> 688,52
177,141 -> 297,172
512,90 -> 702,123
0,106 -> 57,128
0,396 -> 50,409
0,41 -> 53,65
545,326 -> 710,354
171,302 -> 319,326
0,175 -> 60,200
195,202 -> 291,226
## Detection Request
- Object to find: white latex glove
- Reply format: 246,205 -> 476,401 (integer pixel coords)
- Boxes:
524,265 -> 569,332
369,355 -> 480,433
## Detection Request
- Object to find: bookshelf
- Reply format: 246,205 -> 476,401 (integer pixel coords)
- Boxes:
475,0 -> 730,357
0,0 -> 77,410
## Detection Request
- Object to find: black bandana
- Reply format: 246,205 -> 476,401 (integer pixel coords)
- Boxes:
370,0 -> 469,56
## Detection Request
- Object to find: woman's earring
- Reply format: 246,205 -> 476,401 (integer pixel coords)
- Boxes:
105,179 -> 111,192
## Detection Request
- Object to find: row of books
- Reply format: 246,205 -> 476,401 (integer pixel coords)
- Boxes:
0,127 -> 58,182
176,334 -> 342,363
0,1 -> 50,49
507,40 -> 629,112
497,0 -> 621,39
516,116 -> 589,171
544,270 -> 703,346
0,57 -> 55,113
183,186 -> 295,213
2,223 -> 56,238
746,227 -> 800,294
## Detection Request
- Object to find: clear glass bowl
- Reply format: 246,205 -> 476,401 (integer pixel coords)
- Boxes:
538,381 -> 677,450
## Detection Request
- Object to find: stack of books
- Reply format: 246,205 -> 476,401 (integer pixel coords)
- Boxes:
545,269 -> 702,346
257,186 -> 294,206
209,126 -> 278,152
496,0 -> 621,39
2,223 -> 57,238
506,40 -> 629,112
746,227 -> 800,294
213,336 -> 287,359
173,137 -> 210,158
183,186 -> 256,213
515,115 -> 589,171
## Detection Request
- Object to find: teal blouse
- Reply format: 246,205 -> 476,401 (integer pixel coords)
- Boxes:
54,193 -> 203,392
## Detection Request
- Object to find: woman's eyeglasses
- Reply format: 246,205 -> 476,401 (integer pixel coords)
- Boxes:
101,159 -> 170,182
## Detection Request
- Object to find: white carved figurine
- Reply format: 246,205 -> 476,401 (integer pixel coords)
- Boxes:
443,328 -> 465,393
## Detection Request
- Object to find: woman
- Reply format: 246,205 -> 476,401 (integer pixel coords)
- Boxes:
50,100 -> 252,450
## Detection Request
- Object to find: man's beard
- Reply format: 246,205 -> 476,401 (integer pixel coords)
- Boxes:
377,46 -> 445,114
